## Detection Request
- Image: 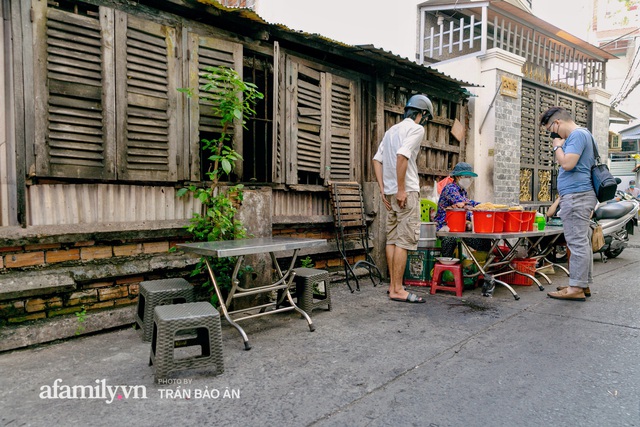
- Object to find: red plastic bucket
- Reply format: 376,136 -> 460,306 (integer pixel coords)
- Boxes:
445,210 -> 467,232
472,211 -> 495,233
521,211 -> 536,231
494,210 -> 506,232
505,211 -> 524,232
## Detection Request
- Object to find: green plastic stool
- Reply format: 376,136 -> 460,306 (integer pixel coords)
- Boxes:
420,199 -> 437,222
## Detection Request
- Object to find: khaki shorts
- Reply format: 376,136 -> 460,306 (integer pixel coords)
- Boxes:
385,192 -> 421,250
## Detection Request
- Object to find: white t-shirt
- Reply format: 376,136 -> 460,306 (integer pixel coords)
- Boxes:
373,118 -> 424,195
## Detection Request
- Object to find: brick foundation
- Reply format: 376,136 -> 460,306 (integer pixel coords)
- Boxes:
0,237 -> 194,332
0,219 -> 361,351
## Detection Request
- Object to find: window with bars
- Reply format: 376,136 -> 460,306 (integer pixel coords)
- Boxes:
242,53 -> 274,183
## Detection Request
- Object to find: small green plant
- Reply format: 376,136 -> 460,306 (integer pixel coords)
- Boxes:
178,66 -> 263,305
300,256 -> 315,268
298,256 -> 324,294
74,306 -> 87,336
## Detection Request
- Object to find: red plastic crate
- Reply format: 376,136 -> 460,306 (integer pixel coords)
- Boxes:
503,258 -> 537,286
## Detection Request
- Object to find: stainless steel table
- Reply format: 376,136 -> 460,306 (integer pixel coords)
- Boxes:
437,226 -> 567,300
178,237 -> 326,350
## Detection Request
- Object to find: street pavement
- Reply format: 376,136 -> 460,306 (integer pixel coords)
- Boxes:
2,233 -> 640,427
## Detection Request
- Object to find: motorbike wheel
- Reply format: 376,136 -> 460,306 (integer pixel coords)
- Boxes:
604,228 -> 628,259
604,247 -> 624,259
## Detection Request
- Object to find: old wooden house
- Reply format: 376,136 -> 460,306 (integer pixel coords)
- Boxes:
0,0 -> 472,350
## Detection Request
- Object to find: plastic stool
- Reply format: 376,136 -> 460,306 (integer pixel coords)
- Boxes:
292,268 -> 331,315
430,263 -> 464,297
135,278 -> 195,341
149,302 -> 224,382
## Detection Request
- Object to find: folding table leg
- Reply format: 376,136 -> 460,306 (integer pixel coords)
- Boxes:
482,275 -> 520,300
204,258 -> 252,350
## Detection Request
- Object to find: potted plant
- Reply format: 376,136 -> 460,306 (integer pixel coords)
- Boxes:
177,66 -> 263,305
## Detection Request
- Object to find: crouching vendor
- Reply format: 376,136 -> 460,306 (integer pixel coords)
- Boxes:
435,162 -> 492,257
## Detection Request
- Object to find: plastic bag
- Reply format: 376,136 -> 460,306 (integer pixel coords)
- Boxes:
437,176 -> 454,195
591,223 -> 604,252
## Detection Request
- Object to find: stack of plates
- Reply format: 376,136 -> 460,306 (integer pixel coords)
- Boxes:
436,257 -> 459,265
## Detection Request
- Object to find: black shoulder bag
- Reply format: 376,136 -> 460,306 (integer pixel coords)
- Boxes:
590,135 -> 617,203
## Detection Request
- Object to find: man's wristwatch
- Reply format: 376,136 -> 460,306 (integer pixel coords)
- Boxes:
553,146 -> 562,152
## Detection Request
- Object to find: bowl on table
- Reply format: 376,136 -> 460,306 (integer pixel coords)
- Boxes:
436,257 -> 460,265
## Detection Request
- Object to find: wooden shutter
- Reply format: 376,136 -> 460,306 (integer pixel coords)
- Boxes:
286,59 -> 325,184
285,57 -> 357,185
186,34 -> 242,181
115,12 -> 179,182
33,4 -> 116,179
272,42 -> 286,183
326,74 -> 356,181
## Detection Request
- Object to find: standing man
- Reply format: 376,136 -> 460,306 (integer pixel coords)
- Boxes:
540,106 -> 597,301
373,94 -> 433,303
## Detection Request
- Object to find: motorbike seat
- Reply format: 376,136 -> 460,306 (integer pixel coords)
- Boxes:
594,201 -> 634,220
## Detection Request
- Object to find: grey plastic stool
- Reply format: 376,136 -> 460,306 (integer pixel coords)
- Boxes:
292,268 -> 331,315
135,278 -> 195,341
149,302 -> 224,382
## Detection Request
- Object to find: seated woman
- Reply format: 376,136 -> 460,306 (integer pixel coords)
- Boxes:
434,162 -> 491,257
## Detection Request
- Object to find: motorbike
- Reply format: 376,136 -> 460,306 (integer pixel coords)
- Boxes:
547,195 -> 639,263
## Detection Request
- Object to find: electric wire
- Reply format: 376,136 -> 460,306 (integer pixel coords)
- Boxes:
612,45 -> 640,107
620,49 -> 640,95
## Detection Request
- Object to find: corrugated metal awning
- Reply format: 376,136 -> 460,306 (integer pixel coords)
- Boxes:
163,0 -> 476,100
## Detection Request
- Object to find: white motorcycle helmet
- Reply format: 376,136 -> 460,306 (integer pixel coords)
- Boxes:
405,94 -> 434,125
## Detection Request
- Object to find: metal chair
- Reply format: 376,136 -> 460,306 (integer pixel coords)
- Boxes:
328,181 -> 382,292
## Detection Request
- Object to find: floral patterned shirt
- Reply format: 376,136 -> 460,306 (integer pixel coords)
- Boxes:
434,182 -> 478,230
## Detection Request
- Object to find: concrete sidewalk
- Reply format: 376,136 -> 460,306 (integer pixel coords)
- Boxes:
2,237 -> 640,427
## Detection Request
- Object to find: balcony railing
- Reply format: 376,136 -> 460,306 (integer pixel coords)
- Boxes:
419,3 -> 607,96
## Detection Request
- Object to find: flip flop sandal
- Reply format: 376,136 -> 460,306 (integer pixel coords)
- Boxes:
390,292 -> 426,303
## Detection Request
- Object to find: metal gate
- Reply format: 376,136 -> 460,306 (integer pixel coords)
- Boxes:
520,81 -> 590,205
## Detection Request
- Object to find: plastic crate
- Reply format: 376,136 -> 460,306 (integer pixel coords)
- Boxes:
503,258 -> 537,286
404,248 -> 440,286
